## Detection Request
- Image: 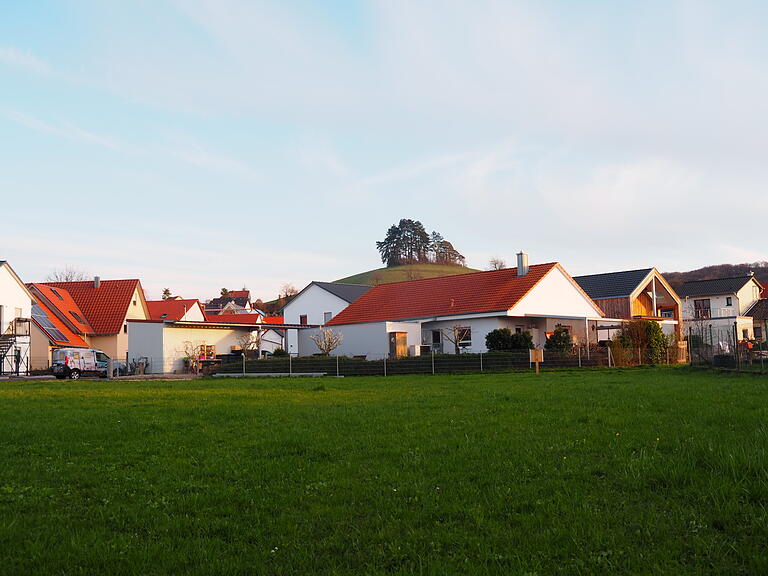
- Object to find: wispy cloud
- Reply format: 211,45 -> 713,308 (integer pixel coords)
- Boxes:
0,46 -> 50,75
4,110 -> 125,151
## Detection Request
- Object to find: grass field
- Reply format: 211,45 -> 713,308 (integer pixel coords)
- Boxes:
1,368 -> 767,575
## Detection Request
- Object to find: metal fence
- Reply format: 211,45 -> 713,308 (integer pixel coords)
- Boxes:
215,345 -> 684,377
687,325 -> 768,374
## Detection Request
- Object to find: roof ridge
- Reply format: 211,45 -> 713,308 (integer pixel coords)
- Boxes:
574,267 -> 653,278
364,262 -> 559,288
683,275 -> 754,284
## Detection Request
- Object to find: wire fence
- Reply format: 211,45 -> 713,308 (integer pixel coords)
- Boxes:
216,345 -> 685,377
686,324 -> 768,374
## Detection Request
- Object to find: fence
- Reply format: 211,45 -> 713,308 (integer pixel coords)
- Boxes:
687,325 -> 768,374
215,345 -> 683,378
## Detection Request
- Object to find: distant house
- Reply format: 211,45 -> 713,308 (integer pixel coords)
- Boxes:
0,261 -> 33,375
746,299 -> 768,342
38,277 -> 150,361
573,268 -> 682,339
205,290 -> 253,315
319,254 -> 604,359
283,281 -> 372,355
677,274 -> 763,341
147,299 -> 206,322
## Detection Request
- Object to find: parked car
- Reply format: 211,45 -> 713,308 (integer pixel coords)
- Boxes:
51,348 -> 120,379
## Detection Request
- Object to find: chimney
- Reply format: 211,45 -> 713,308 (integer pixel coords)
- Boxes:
93,276 -> 101,289
517,252 -> 529,277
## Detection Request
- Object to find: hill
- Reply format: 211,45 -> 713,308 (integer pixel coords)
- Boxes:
664,262 -> 768,291
335,263 -> 479,285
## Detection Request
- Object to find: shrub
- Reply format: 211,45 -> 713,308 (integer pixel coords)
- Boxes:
485,328 -> 534,351
272,348 -> 289,357
545,325 -> 572,352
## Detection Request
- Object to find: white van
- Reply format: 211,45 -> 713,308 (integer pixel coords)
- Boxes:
51,348 -> 112,380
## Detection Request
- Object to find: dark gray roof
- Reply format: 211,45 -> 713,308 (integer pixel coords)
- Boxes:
314,282 -> 372,303
677,276 -> 754,298
573,269 -> 653,299
747,299 -> 768,322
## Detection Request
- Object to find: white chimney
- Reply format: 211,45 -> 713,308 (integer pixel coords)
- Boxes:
517,252 -> 529,277
94,276 -> 101,288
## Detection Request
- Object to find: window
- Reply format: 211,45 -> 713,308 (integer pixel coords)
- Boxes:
133,300 -> 137,306
323,312 -> 332,324
726,297 -> 732,307
299,315 -> 307,325
693,299 -> 711,319
660,308 -> 674,318
123,324 -> 128,334
515,326 -> 524,334
742,329 -> 749,339
457,326 -> 472,348
755,326 -> 763,339
69,311 -> 85,324
14,307 -> 22,319
51,288 -> 64,301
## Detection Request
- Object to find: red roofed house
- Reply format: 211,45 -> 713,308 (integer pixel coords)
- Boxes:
147,299 -> 206,322
37,276 -> 149,361
314,253 -> 605,359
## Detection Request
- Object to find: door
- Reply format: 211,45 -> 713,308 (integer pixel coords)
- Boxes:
388,332 -> 408,359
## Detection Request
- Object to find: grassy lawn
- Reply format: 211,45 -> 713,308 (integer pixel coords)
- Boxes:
0,368 -> 767,575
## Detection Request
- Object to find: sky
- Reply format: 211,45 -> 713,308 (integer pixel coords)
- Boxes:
2,0 -> 767,302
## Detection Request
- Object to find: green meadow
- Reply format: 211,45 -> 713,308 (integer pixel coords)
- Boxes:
0,368 -> 766,575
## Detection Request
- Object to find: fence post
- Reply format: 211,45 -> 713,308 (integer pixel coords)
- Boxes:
578,346 -> 581,367
336,355 -> 339,377
431,351 -> 435,375
384,357 -> 387,377
289,353 -> 292,376
480,352 -> 483,372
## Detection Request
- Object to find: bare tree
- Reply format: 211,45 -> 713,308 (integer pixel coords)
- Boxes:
280,284 -> 298,298
440,325 -> 471,354
310,328 -> 344,355
488,258 -> 506,271
46,266 -> 89,282
235,329 -> 264,371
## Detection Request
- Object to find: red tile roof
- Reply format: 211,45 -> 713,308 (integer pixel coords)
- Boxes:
328,263 -> 559,326
31,297 -> 90,348
147,299 -> 202,321
205,313 -> 265,324
229,290 -> 250,299
28,283 -> 94,335
41,279 -> 144,335
263,316 -> 284,324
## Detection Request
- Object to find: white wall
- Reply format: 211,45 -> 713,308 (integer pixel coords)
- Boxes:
284,284 -> 350,354
300,322 -> 394,359
0,264 -> 32,334
508,266 -> 603,319
737,280 -> 762,315
421,317 -> 507,353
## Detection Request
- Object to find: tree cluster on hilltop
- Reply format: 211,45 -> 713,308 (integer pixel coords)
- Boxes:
376,219 -> 465,267
664,262 -> 768,290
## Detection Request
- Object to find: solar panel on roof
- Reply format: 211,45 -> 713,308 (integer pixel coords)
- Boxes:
31,304 -> 69,343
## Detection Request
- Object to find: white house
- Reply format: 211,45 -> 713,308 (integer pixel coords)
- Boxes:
283,281 -> 371,356
678,274 -> 764,343
128,317 -> 286,374
0,261 -> 33,375
316,254 -> 605,360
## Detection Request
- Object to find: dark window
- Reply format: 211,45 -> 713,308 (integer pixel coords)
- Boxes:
123,324 -> 128,334
323,312 -> 332,324
743,329 -> 749,339
726,297 -> 733,306
755,326 -> 763,339
693,299 -> 711,319
299,315 -> 307,325
69,311 -> 85,324
51,288 -> 64,301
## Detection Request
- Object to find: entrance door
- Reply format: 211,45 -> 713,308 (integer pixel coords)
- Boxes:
388,332 -> 408,358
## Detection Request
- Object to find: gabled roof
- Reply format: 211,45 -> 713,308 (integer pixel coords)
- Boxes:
205,296 -> 250,311
746,299 -> 768,322
229,290 -> 250,299
28,283 -> 94,334
147,299 -> 203,321
573,269 -> 654,300
327,263 -> 558,326
0,261 -> 35,302
41,279 -> 144,335
677,275 -> 761,298
205,313 -> 264,324
314,282 -> 372,303
30,298 -> 90,348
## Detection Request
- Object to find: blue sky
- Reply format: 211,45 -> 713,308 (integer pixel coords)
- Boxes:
2,1 -> 767,301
